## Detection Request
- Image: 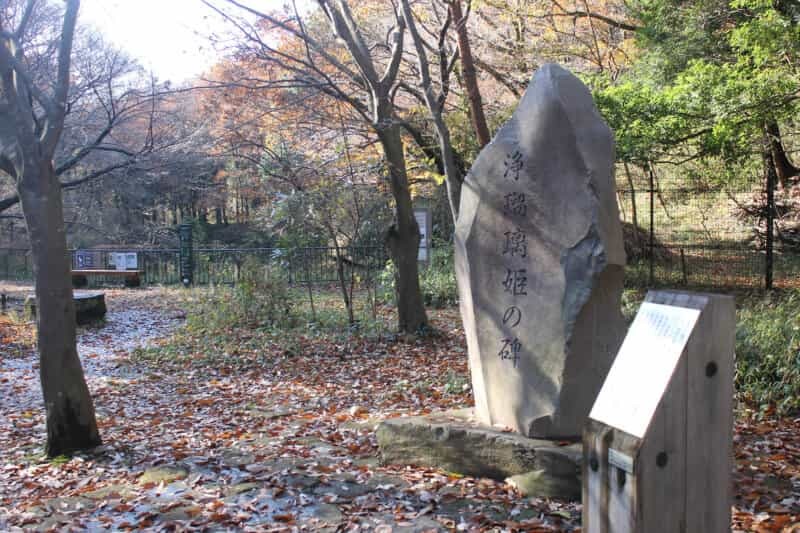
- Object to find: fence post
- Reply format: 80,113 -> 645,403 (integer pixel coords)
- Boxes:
648,163 -> 655,285
179,223 -> 194,287
766,159 -> 775,290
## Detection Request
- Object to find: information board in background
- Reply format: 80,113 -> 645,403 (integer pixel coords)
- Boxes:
414,207 -> 431,262
74,250 -> 95,268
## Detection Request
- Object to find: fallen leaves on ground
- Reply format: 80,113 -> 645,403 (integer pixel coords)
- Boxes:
0,287 -> 797,531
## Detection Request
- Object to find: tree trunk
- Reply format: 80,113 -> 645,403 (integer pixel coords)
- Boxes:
623,161 -> 640,251
762,141 -> 776,288
400,0 -> 463,223
331,236 -> 355,326
450,0 -> 491,148
766,121 -> 798,188
18,159 -> 101,457
379,126 -> 428,332
302,248 -> 317,322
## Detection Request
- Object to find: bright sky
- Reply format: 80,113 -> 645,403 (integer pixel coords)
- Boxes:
79,0 -> 289,84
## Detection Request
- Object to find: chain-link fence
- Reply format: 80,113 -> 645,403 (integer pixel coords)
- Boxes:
617,164 -> 797,290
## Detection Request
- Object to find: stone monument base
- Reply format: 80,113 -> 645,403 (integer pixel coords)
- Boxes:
376,408 -> 581,499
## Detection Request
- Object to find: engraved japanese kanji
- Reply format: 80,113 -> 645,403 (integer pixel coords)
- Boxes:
498,337 -> 522,367
502,269 -> 528,296
503,228 -> 528,258
503,150 -> 523,181
503,192 -> 527,217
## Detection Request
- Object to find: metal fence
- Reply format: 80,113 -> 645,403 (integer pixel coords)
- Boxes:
0,246 -> 388,287
2,167 -> 796,292
0,248 -> 32,281
617,163 -> 798,290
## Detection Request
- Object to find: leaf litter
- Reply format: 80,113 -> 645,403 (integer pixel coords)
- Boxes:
0,287 -> 797,531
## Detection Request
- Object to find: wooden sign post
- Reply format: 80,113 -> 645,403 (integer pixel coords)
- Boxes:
583,290 -> 735,533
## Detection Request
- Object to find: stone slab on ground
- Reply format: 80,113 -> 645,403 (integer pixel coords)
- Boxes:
74,291 -> 108,324
376,408 -> 581,499
24,291 -> 107,324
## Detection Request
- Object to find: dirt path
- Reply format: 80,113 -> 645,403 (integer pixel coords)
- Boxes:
0,287 -> 183,418
0,291 -> 580,531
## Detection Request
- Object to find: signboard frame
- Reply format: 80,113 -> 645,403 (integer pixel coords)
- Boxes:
414,206 -> 432,263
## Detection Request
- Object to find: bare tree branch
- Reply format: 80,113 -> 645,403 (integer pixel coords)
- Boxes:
14,0 -> 37,39
43,0 -> 79,153
550,0 -> 640,32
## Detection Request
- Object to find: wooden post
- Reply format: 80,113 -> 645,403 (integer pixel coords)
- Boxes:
680,248 -> 688,285
583,290 -> 735,533
648,164 -> 655,286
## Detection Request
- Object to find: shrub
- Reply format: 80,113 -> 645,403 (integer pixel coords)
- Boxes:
378,246 -> 459,308
420,247 -> 458,308
736,290 -> 800,415
187,259 -> 296,332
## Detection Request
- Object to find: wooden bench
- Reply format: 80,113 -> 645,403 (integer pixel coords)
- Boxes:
71,269 -> 143,288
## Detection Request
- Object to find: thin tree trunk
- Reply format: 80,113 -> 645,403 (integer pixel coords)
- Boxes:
762,140 -> 776,287
379,126 -> 428,333
449,0 -> 491,148
18,159 -> 100,457
400,0 -> 463,222
623,161 -> 640,251
303,249 -> 317,322
766,121 -> 798,188
331,237 -> 355,326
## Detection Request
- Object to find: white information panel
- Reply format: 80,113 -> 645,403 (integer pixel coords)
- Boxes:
415,209 -> 430,262
125,253 -> 138,269
590,302 -> 701,438
112,253 -> 126,271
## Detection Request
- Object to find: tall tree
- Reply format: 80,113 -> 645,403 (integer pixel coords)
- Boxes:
0,30 -> 164,216
0,0 -> 101,456
447,0 -> 490,148
400,0 -> 463,221
208,0 -> 429,332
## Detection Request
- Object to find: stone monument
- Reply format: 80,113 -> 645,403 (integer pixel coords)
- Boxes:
455,63 -> 626,439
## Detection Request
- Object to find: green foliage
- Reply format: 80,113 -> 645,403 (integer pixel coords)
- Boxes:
596,0 -> 799,175
270,192 -> 328,249
420,247 -> 458,308
187,259 -> 297,333
620,289 -> 646,323
379,247 -> 458,309
443,370 -> 469,395
736,290 -> 800,415
135,284 -> 393,369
